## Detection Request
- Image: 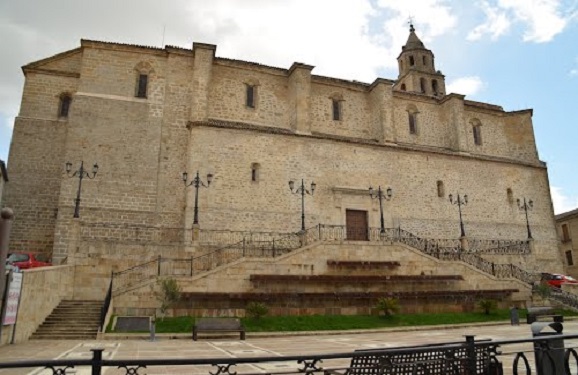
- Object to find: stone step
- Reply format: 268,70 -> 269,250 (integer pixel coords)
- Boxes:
31,334 -> 97,340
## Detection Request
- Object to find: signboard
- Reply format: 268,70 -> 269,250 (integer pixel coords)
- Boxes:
3,272 -> 22,325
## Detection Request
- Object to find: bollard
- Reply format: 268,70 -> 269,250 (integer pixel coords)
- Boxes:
531,322 -> 564,375
150,316 -> 156,342
510,306 -> 520,325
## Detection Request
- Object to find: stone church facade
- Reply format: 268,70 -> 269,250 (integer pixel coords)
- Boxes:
2,27 -> 563,305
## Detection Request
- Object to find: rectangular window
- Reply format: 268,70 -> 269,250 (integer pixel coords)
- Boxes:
473,125 -> 482,145
408,113 -> 417,134
332,100 -> 341,121
246,85 -> 255,108
562,224 -> 570,242
566,250 -> 574,266
136,74 -> 148,98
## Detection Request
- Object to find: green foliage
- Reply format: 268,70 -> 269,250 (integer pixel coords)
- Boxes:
246,301 -> 269,319
535,283 -> 552,298
155,278 -> 181,320
375,297 -> 401,317
477,299 -> 498,315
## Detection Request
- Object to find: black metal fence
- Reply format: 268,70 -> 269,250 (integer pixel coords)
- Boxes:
1,334 -> 578,375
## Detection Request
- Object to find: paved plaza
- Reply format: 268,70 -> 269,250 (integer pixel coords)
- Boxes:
1,321 -> 578,374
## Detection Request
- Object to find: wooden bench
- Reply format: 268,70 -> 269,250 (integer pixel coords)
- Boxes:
324,340 -> 500,375
526,307 -> 564,324
192,318 -> 246,341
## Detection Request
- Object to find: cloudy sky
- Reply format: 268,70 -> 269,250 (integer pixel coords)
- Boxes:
0,0 -> 577,214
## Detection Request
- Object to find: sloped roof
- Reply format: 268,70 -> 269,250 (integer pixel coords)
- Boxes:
556,207 -> 578,221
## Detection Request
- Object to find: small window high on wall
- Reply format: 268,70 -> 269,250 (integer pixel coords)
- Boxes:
562,224 -> 570,242
246,85 -> 255,108
566,250 -> 574,266
332,99 -> 341,121
437,180 -> 445,197
251,163 -> 261,182
59,95 -> 72,117
407,105 -> 418,135
136,74 -> 148,98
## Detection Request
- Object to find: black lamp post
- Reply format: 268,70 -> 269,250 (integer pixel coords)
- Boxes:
182,171 -> 213,225
517,197 -> 534,239
369,186 -> 393,234
449,192 -> 468,237
289,179 -> 316,232
65,161 -> 98,218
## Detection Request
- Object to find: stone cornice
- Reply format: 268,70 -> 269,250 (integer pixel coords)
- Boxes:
22,67 -> 80,78
187,119 -> 547,170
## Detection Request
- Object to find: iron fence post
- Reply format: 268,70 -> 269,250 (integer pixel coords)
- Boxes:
318,223 -> 322,241
190,256 -> 193,277
492,263 -> 495,276
465,335 -> 476,375
157,255 -> 161,276
91,348 -> 104,375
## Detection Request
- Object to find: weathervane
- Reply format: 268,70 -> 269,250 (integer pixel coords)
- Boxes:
408,15 -> 415,32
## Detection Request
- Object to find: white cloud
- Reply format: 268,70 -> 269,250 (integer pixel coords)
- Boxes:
469,0 -> 569,43
467,1 -> 511,41
376,0 -> 457,69
446,76 -> 485,96
551,186 -> 578,215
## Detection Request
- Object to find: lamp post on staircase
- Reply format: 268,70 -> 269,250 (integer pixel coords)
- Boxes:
288,179 -> 316,232
517,197 -> 533,239
448,192 -> 468,238
369,185 -> 393,235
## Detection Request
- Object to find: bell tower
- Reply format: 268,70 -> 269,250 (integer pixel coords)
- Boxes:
394,24 -> 446,97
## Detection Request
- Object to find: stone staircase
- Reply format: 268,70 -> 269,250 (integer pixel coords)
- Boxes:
30,300 -> 101,340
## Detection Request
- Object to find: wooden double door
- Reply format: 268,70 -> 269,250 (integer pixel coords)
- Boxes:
346,209 -> 368,241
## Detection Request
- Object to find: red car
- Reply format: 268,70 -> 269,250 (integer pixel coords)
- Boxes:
541,273 -> 578,288
7,252 -> 52,269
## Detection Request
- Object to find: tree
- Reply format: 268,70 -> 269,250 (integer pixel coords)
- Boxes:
155,278 -> 181,320
375,297 -> 400,317
477,299 -> 498,315
245,301 -> 269,319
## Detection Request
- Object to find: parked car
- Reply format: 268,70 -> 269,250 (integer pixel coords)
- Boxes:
6,252 -> 52,269
541,272 -> 578,288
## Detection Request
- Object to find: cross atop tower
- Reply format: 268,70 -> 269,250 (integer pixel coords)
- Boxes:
408,16 -> 415,32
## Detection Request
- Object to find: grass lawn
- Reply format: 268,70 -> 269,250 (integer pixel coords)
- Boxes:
107,308 -> 578,334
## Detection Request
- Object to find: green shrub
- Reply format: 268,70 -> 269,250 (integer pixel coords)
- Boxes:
375,297 -> 400,317
155,278 -> 181,320
477,299 -> 498,315
246,301 -> 269,319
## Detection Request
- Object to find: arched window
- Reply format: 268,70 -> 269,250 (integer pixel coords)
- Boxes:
58,94 -> 72,118
419,78 -> 426,93
400,83 -> 406,91
407,105 -> 418,135
470,119 -> 483,145
245,78 -> 260,109
251,163 -> 261,182
432,80 -> 438,95
134,61 -> 154,99
329,93 -> 344,121
409,56 -> 415,66
422,56 -> 427,66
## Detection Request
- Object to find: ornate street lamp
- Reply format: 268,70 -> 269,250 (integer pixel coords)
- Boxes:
289,179 -> 316,232
65,161 -> 98,218
182,171 -> 213,225
517,197 -> 534,239
448,192 -> 468,237
369,186 -> 393,234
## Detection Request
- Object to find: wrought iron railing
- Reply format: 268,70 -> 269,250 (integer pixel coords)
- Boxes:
545,287 -> 578,310
112,224 -> 537,294
99,275 -> 113,331
1,334 -> 577,375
